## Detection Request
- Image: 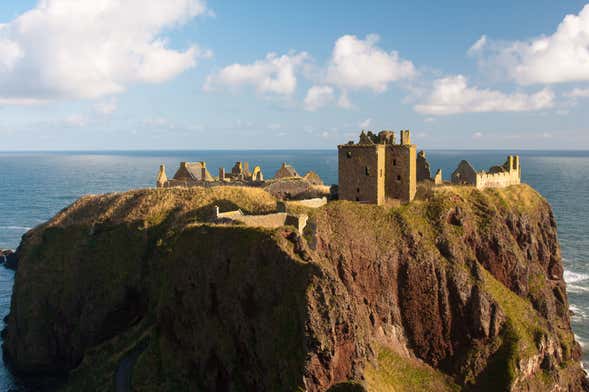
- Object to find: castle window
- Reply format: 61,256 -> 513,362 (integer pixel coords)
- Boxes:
393,159 -> 397,166
347,151 -> 352,159
357,187 -> 360,193
365,166 -> 370,176
380,169 -> 383,177
397,175 -> 401,181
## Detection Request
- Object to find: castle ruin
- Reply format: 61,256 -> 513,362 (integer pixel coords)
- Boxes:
338,130 -> 417,205
156,132 -> 521,205
156,160 -> 325,195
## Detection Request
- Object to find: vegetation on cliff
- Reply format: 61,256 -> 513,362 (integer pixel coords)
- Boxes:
3,185 -> 587,391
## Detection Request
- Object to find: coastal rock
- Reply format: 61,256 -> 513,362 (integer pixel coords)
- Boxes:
3,185 -> 587,391
0,249 -> 17,270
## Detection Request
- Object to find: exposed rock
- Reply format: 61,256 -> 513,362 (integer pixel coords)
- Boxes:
3,185 -> 587,391
0,249 -> 17,270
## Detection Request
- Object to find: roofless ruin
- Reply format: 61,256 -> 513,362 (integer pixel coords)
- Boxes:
155,129 -> 521,206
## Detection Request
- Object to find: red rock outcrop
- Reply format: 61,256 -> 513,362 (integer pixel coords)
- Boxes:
3,185 -> 587,391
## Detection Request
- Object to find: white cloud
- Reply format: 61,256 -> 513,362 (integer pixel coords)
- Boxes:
565,87 -> 589,98
94,99 -> 118,115
304,85 -> 334,111
359,118 -> 372,128
0,0 -> 209,102
337,91 -> 353,109
468,35 -> 487,54
204,52 -> 310,95
0,97 -> 48,105
64,114 -> 88,127
414,75 -> 554,115
326,34 -> 416,92
472,132 -> 484,139
472,5 -> 589,84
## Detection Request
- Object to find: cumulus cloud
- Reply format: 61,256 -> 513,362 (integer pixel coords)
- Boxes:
471,5 -> 589,85
304,85 -> 334,111
0,0 -> 209,102
204,52 -> 310,95
414,75 -> 554,115
565,87 -> 589,98
94,99 -> 118,115
326,34 -> 416,92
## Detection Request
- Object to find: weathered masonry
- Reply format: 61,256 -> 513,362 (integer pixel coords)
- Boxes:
338,130 -> 417,205
451,155 -> 521,189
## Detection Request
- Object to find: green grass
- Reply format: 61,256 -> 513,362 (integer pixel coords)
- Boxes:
364,347 -> 459,392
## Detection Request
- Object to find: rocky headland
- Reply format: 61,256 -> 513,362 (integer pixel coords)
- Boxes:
3,184 -> 587,391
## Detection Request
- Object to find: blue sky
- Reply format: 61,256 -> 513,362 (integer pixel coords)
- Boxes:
1,0 -> 589,150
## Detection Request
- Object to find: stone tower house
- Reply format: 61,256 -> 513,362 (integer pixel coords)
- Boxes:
338,130 -> 417,205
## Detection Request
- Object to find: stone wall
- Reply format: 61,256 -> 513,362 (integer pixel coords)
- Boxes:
451,161 -> 478,186
338,144 -> 385,204
434,169 -> 443,185
384,144 -> 416,203
476,170 -> 520,189
452,156 -> 521,190
416,151 -> 431,182
213,209 -> 308,233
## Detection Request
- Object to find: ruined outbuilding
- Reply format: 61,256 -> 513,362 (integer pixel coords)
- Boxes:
157,160 -> 264,188
416,150 -> 432,182
451,156 -> 521,189
303,171 -> 324,185
220,161 -> 264,183
157,162 -> 214,188
274,162 -> 300,179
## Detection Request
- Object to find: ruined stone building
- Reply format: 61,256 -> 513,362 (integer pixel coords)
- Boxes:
338,130 -> 417,204
156,161 -> 264,188
303,171 -> 324,185
157,162 -> 214,188
416,151 -> 444,185
416,151 -> 431,182
274,162 -> 300,179
219,161 -> 264,182
451,156 -> 521,189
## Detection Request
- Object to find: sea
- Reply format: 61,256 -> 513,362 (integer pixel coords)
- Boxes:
0,150 -> 587,390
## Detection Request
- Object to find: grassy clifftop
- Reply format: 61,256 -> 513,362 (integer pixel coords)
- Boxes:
4,184 -> 587,391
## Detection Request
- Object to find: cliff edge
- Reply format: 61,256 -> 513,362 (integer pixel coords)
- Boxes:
3,184 -> 587,391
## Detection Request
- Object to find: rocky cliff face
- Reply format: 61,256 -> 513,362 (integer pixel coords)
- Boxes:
3,185 -> 587,391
